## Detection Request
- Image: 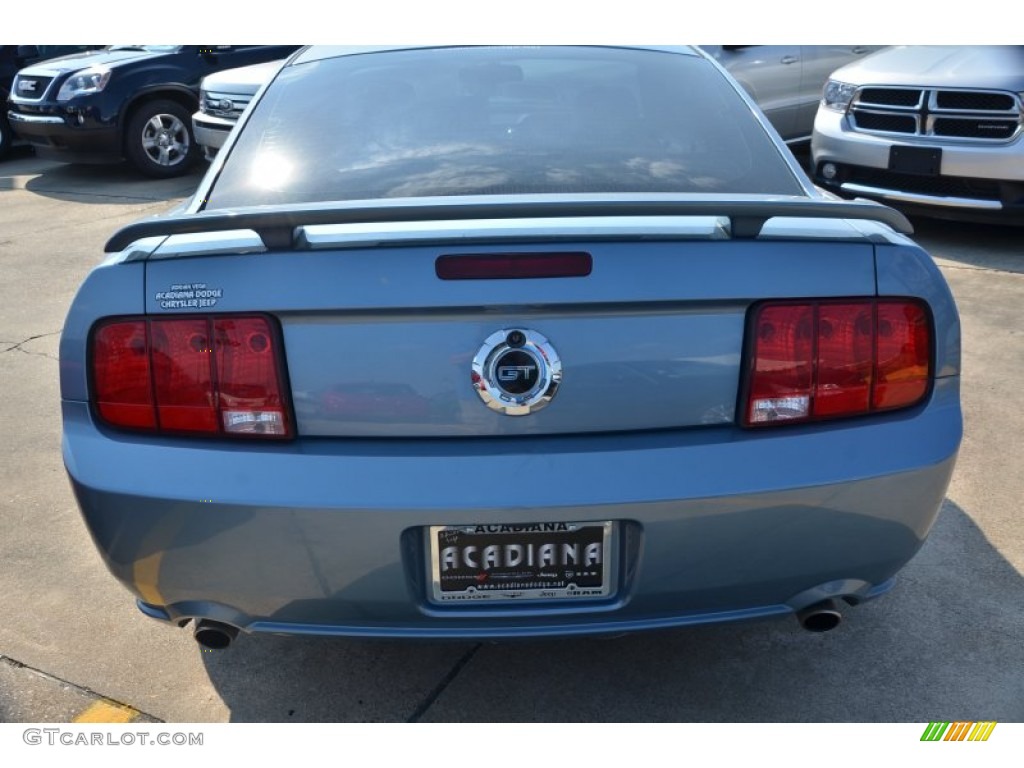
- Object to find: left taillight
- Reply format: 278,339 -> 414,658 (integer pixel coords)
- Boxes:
90,314 -> 292,438
743,298 -> 931,427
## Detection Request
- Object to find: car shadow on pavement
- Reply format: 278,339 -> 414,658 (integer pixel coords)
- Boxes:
2,152 -> 204,206
911,218 -> 1024,276
198,498 -> 1023,722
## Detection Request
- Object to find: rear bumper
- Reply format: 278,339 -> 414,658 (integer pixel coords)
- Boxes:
64,377 -> 962,639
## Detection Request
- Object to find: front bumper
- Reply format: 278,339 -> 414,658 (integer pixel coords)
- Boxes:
811,108 -> 1024,222
8,107 -> 120,163
192,112 -> 233,159
64,378 -> 961,639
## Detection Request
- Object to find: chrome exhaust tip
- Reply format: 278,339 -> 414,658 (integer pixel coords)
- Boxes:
193,619 -> 239,649
796,598 -> 842,632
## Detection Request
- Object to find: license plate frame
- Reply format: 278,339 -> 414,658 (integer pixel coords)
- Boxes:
427,521 -> 616,604
888,145 -> 942,176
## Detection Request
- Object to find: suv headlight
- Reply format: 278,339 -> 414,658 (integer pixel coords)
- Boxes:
822,80 -> 856,112
56,66 -> 112,101
199,89 -> 210,113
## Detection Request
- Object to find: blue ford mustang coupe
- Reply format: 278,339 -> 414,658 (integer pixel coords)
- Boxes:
60,46 -> 962,649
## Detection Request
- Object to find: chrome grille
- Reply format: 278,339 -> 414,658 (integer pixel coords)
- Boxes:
12,75 -> 54,101
935,91 -> 1015,111
850,87 -> 1022,143
858,88 -> 922,108
933,117 -> 1017,140
200,91 -> 253,120
853,111 -> 918,134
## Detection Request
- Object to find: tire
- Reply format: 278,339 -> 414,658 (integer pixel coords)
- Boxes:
124,99 -> 198,178
0,113 -> 13,162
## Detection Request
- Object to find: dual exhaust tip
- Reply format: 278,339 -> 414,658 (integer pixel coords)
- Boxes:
189,600 -> 844,648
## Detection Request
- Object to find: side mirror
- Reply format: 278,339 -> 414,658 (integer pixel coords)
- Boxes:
16,45 -> 40,61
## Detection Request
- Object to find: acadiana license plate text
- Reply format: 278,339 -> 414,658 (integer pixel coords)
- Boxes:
429,522 -> 614,603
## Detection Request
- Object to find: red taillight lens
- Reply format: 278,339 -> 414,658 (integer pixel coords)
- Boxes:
745,299 -> 931,427
90,315 -> 291,438
815,303 -> 874,418
873,301 -> 930,411
151,318 -> 218,433
215,317 -> 289,436
747,305 -> 814,423
92,321 -> 155,429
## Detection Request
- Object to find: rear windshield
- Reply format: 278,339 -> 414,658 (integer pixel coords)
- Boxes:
205,46 -> 803,209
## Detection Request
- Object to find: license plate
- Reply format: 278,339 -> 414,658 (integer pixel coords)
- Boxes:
427,521 -> 615,604
889,145 -> 942,175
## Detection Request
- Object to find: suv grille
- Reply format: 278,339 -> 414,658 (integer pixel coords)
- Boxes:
933,117 -> 1016,140
858,88 -> 922,108
935,91 -> 1015,111
200,91 -> 253,120
854,112 -> 917,133
849,87 -> 1022,143
12,75 -> 54,100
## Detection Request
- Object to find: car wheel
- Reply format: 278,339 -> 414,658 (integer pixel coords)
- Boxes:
124,100 -> 198,178
0,114 -> 13,161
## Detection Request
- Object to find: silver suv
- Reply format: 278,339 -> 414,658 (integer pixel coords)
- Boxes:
812,46 -> 1024,223
193,59 -> 283,160
701,45 -> 882,143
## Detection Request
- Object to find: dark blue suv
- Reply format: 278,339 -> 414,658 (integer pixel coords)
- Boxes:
1,45 -> 104,159
7,45 -> 299,177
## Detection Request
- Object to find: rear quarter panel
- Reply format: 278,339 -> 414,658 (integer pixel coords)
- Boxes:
875,241 -> 961,378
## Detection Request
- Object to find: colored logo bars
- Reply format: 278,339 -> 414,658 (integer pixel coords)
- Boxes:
921,722 -> 997,741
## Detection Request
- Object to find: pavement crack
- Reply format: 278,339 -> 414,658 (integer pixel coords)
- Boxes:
406,644 -> 481,723
3,330 -> 62,357
0,654 -> 164,723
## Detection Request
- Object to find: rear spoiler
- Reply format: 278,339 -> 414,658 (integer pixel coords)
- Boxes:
105,195 -> 913,253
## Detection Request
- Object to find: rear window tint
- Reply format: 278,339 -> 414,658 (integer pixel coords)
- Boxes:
205,46 -> 803,209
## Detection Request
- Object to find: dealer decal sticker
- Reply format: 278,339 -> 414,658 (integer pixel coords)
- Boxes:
155,283 -> 223,310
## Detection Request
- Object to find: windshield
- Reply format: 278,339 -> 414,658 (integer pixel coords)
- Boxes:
205,46 -> 804,210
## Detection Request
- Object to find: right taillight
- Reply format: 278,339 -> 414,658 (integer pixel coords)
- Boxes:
90,314 -> 292,438
744,299 -> 931,427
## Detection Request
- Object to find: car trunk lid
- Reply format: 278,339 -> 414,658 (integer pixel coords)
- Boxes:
143,223 -> 877,437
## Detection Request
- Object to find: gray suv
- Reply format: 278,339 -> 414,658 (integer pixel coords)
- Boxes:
701,45 -> 883,143
812,45 -> 1024,223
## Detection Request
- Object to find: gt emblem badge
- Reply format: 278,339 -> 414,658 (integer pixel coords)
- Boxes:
471,329 -> 561,416
497,365 -> 536,382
